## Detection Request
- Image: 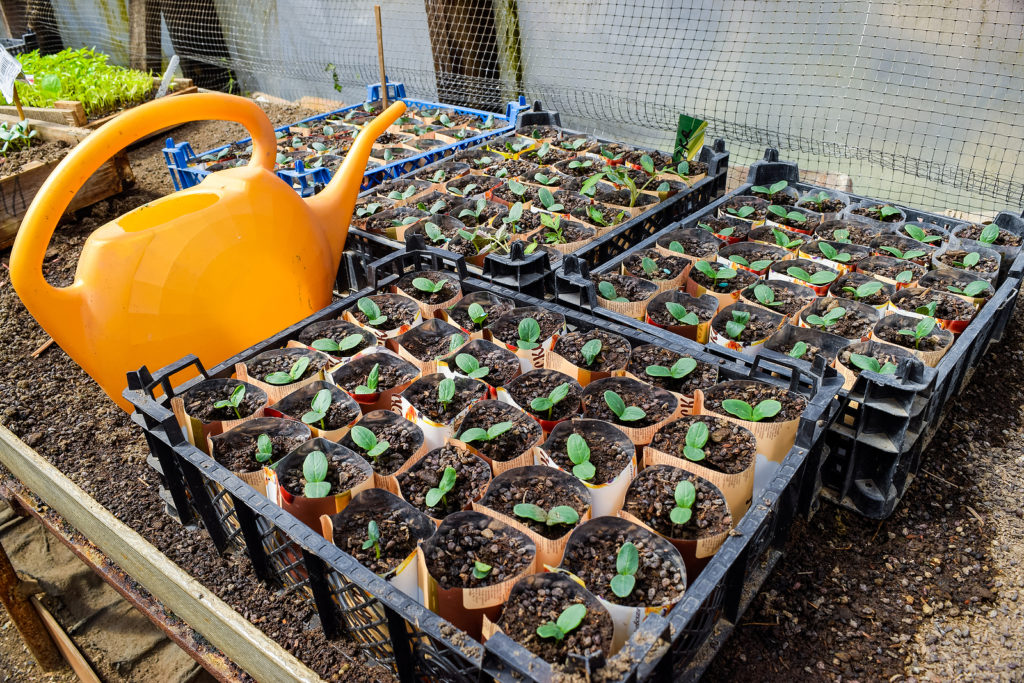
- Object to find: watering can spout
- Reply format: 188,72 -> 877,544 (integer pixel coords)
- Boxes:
306,100 -> 407,258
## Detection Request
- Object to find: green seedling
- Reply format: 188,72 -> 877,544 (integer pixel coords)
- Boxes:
805,306 -> 846,330
903,225 -> 942,244
725,205 -> 756,219
353,363 -> 380,395
670,479 -> 697,525
580,339 -> 603,366
598,280 -> 629,303
311,334 -> 363,354
878,205 -> 902,220
502,202 -> 525,231
729,255 -> 772,271
668,240 -> 685,254
721,398 -> 782,422
437,378 -> 456,411
610,542 -> 639,598
534,172 -> 559,186
767,205 -> 807,225
417,198 -> 448,214
566,433 -> 595,481
383,148 -> 395,162
458,199 -> 488,222
423,222 -> 447,244
412,277 -> 447,294
952,251 -> 981,269
480,115 -> 494,130
448,182 -> 479,197
474,156 -> 493,168
361,520 -> 381,559
430,169 -> 447,183
586,205 -> 616,227
536,603 -> 587,641
349,425 -> 389,462
454,353 -> 490,379
438,113 -> 454,127
255,434 -> 273,463
567,159 -> 594,171
832,229 -> 852,243
425,466 -> 457,508
460,421 -> 513,444
357,297 -> 388,326
817,242 -> 851,263
915,301 -> 938,317
786,266 -> 836,286
602,159 -> 668,207
391,216 -> 421,228
799,190 -> 834,210
302,450 -> 331,498
356,202 -> 383,218
641,256 -> 661,278
772,228 -> 803,249
750,180 -> 789,199
467,302 -> 489,325
264,357 -> 311,385
532,141 -> 552,160
694,260 -> 738,288
517,317 -> 542,350
456,227 -> 481,254
946,281 -> 989,297
599,146 -> 624,161
472,559 -> 492,580
842,281 -> 883,301
447,335 -> 465,355
789,341 -> 809,359
524,241 -> 540,255
683,421 -> 709,461
700,221 -> 734,237
646,357 -> 697,380
849,354 -> 897,375
751,283 -> 783,307
388,185 -> 416,201
301,388 -> 334,430
530,382 -> 571,420
978,224 -> 1000,244
898,316 -> 937,349
603,390 -> 646,422
537,187 -> 564,213
214,385 -> 246,419
664,301 -> 700,325
542,213 -> 567,244
879,246 -> 927,261
725,309 -> 750,339
513,502 -> 580,526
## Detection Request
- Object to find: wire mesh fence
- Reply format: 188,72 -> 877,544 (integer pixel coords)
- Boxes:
7,0 -> 1023,216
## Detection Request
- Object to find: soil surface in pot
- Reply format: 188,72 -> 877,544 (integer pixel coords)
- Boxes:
400,328 -> 467,362
779,260 -> 838,287
658,232 -> 720,258
489,309 -> 564,347
333,505 -> 422,575
545,426 -> 633,485
496,585 -> 613,665
214,431 -> 306,473
491,182 -> 540,205
859,257 -> 927,282
441,343 -> 520,387
874,234 -> 936,261
423,518 -> 533,589
552,190 -> 592,214
508,372 -> 582,422
802,240 -> 869,264
592,273 -> 656,302
405,377 -> 487,423
802,300 -> 875,340
583,384 -> 675,429
798,195 -> 846,213
837,346 -> 913,375
561,525 -> 684,607
721,196 -> 768,220
852,204 -> 904,222
555,157 -> 599,177
893,291 -> 976,322
552,330 -> 631,373
349,295 -> 419,331
712,310 -> 779,344
647,297 -> 716,327
182,384 -> 263,422
482,476 -> 589,540
334,360 -> 417,393
816,220 -> 882,245
447,174 -> 498,196
447,299 -> 515,333
279,450 -> 368,498
297,321 -> 375,357
397,272 -> 460,305
875,324 -> 949,352
364,208 -> 427,235
397,445 -> 490,518
456,402 -> 539,462
689,265 -> 757,293
769,208 -> 818,231
623,250 -> 688,282
277,393 -> 359,431
535,219 -> 594,246
899,223 -> 947,244
957,223 -> 1022,246
628,347 -> 718,396
936,250 -> 999,275
723,245 -> 786,270
831,273 -> 894,307
572,202 -> 627,229
246,353 -> 327,385
740,281 -> 816,316
340,418 -> 421,475
699,216 -> 752,241
454,199 -> 508,227
753,190 -> 796,207
487,158 -> 540,179
624,465 -> 732,540
651,416 -> 756,475
703,383 -> 807,423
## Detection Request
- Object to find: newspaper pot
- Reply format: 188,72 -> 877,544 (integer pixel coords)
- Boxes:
338,409 -> 428,494
796,297 -> 881,342
762,324 -> 849,368
816,218 -> 886,246
264,380 -> 361,441
932,245 -> 1001,284
322,489 -> 435,600
393,270 -> 463,318
717,241 -> 789,277
360,205 -> 428,239
828,272 -> 896,312
235,347 -> 333,404
717,195 -> 768,227
747,224 -> 808,254
620,249 -> 690,293
750,182 -> 800,208
400,374 -> 488,450
709,302 -> 785,354
272,438 -> 373,530
331,349 -> 419,413
351,196 -> 396,230
342,293 -> 423,349
537,419 -> 637,517
559,517 -> 686,651
580,377 -> 680,447
620,464 -> 731,579
645,290 -> 717,343
834,340 -> 925,392
545,329 -> 631,386
208,417 -> 310,496
532,218 -> 597,255
624,346 -> 719,415
592,273 -> 659,321
475,465 -> 592,568
763,204 -> 821,235
842,200 -> 907,230
796,188 -> 850,218
439,291 -> 516,341
375,178 -> 434,207
654,226 -> 724,261
445,172 -> 501,198
498,369 -> 582,435
870,233 -> 937,268
450,400 -> 543,475
171,378 -> 267,454
412,160 -> 472,187
872,314 -> 954,367
436,338 -> 522,396
739,278 -> 816,318
889,288 -> 977,335
417,511 -> 537,640
918,269 -> 994,310
856,255 -> 926,290
294,319 -> 377,363
486,306 -> 567,372
895,221 -> 950,249
645,416 -> 757,519
797,240 -> 871,275
397,440 -> 493,524
690,215 -> 750,245
949,221 -> 1023,276
768,258 -> 840,297
395,319 -> 470,375
685,261 -> 759,313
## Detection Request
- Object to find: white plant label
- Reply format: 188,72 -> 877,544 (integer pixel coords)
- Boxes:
0,46 -> 23,104
156,55 -> 179,98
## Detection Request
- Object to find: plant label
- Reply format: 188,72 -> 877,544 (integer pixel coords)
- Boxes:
0,47 -> 24,103
673,114 -> 707,162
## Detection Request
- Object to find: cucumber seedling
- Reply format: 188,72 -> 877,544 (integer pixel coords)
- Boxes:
670,479 -> 697,525
750,179 -> 789,201
772,228 -> 803,250
725,205 -> 755,219
903,224 -> 942,244
646,357 -> 697,380
725,309 -> 750,339
598,280 -> 629,303
946,281 -> 989,297
603,390 -> 646,422
879,246 -> 927,261
301,388 -> 334,430
536,604 -> 587,641
349,425 -> 389,462
537,187 -> 564,213
786,266 -> 836,286
357,297 -> 388,326
849,354 -> 897,375
700,221 -> 733,238
264,357 -> 311,385
951,251 -> 982,269
897,316 -> 937,350
454,353 -> 490,379
437,378 -> 456,412
458,198 -> 488,223
353,363 -> 381,394
516,317 -> 542,350
412,277 -> 448,295
804,306 -> 846,331
513,502 -> 580,527
301,450 -> 331,498
663,301 -> 700,325
361,520 -> 381,559
610,542 -> 639,598
255,433 -> 273,463
311,334 -> 364,354
501,201 -> 525,232
579,339 -> 603,366
565,433 -> 596,481
694,260 -> 738,289
767,205 -> 807,226
472,559 -> 493,580
542,213 -> 567,244
425,466 -> 457,508
977,223 -> 1000,244
751,283 -> 783,307
388,185 -> 417,201
459,421 -> 513,444
356,202 -> 383,218
213,385 -> 246,419
789,341 -> 809,359
422,221 -> 447,245
817,242 -> 851,263
682,421 -> 709,461
721,398 -> 782,422
915,301 -> 938,317
729,255 -> 772,272
842,281 -> 883,301
530,382 -> 571,420
533,172 -> 560,186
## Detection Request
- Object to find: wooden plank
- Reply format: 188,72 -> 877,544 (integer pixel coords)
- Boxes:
0,105 -> 80,126
31,597 -> 102,683
0,425 -> 322,683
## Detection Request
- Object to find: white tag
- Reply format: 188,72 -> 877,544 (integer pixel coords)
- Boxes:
156,55 -> 179,98
0,47 -> 23,104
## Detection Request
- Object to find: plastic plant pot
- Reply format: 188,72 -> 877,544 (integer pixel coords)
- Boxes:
272,437 -> 372,531
235,347 -> 333,404
709,302 -> 786,354
645,290 -> 718,343
264,380 -> 361,441
580,376 -> 681,447
896,221 -> 949,248
171,378 -> 268,454
815,218 -> 886,246
796,297 -> 882,342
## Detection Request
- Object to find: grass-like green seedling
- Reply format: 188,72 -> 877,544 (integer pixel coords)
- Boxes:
767,205 -> 807,226
264,357 -> 311,385
361,520 -> 381,559
946,281 -> 989,297
311,334 -> 363,354
412,277 -> 447,295
694,260 -> 738,289
610,542 -> 639,598
751,180 -> 788,199
751,283 -> 783,307
356,202 -> 383,218
725,205 -> 755,219
725,309 -> 750,339
423,222 -> 447,244
978,223 -> 1000,244
513,502 -> 580,526
302,450 -> 331,498
460,421 -> 513,444
353,363 -> 380,395
879,246 -> 927,261
952,251 -> 982,269
536,603 -> 587,641
700,221 -> 734,237
805,306 -> 846,330
789,341 -> 809,359
437,378 -> 456,411
579,339 -> 603,366
786,266 -> 836,286
350,425 -> 389,462
664,301 -> 699,325
898,316 -> 937,349
646,357 -> 697,380
213,385 -> 246,420
388,185 -> 417,201
255,434 -> 273,463
842,281 -> 883,301
817,242 -> 851,263
357,297 -> 388,326
598,280 -> 629,302
915,301 -> 938,317
683,421 -> 708,461
517,317 -> 542,350
472,559 -> 493,580
425,466 -> 457,508
670,479 -> 697,525
537,187 -> 564,213
849,354 -> 897,374
458,198 -> 488,222
603,390 -> 646,422
903,224 -> 942,244
301,388 -> 333,430
566,433 -> 595,480
772,228 -> 803,249
721,398 -> 782,422
729,255 -> 772,272
530,382 -> 571,420
454,353 -> 489,379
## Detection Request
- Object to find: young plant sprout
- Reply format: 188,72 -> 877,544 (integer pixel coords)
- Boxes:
952,251 -> 981,269
502,202 -> 525,231
567,159 -> 594,171
728,255 -> 772,272
213,385 -> 246,419
946,281 -> 989,297
459,421 -> 513,444
898,316 -> 937,349
391,216 -> 421,228
467,302 -> 488,325
423,221 -> 447,244
388,185 -> 417,201
602,159 -> 669,207
517,318 -> 542,350
425,466 -> 457,508
646,357 -> 697,380
537,187 -> 564,213
437,378 -> 456,411
459,199 -> 488,222
800,191 -> 833,210
849,354 -> 897,375
361,520 -> 381,559
505,179 -> 529,202
903,224 -> 942,244
534,172 -> 560,186
610,542 -> 639,598
725,309 -> 750,339
349,425 -> 389,462
668,240 -> 685,254
721,398 -> 782,422
789,341 -> 809,359
383,148 -> 395,162
832,229 -> 852,244
302,450 -> 331,498
670,480 -> 697,526
430,169 -> 446,183
725,205 -> 755,219
772,228 -> 803,249
915,301 -> 938,317
311,334 -> 363,354
603,390 -> 646,422
598,280 -> 629,302
842,281 -> 883,301
530,382 -> 571,420
586,205 -> 618,227
357,297 -> 388,326
786,266 -> 836,286
513,502 -> 580,526
301,389 -> 333,430
356,202 -> 383,218
817,242 -> 851,263
255,434 -> 273,463
353,363 -> 381,394
805,306 -> 846,330
579,339 -> 603,366
695,260 -> 738,289
700,221 -> 734,237
978,224 -> 1000,244
472,559 -> 493,580
879,246 -> 927,261
412,277 -> 448,294
895,270 -> 914,284
264,357 -> 311,385
878,205 -> 902,220
448,334 -> 465,354
664,301 -> 700,325
418,198 -> 448,214
767,205 -> 807,226
541,213 -> 567,244
455,353 -> 490,379
566,433 -> 595,481
752,283 -> 783,307
561,137 -> 587,151
456,228 -> 481,254
751,180 -> 788,199
536,603 -> 587,641
683,422 -> 708,461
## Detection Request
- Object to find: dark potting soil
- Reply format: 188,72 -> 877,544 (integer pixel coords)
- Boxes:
582,384 -> 675,429
816,220 -> 883,245
423,518 -> 533,589
214,431 -> 306,473
892,291 -> 976,322
552,330 -> 631,373
628,347 -> 718,396
536,218 -> 594,245
722,245 -> 787,271
340,417 -> 421,475
651,416 -> 756,475
447,174 -> 499,196
957,222 -> 1022,246
486,158 -> 540,179
279,449 -> 369,498
545,425 -> 632,485
491,182 -> 540,205
921,271 -> 994,301
404,376 -> 487,423
447,299 -> 515,332
374,178 -> 430,200
482,476 -> 589,540
397,445 -> 491,518
348,295 -> 419,331
873,234 -> 936,261
703,383 -> 807,423
519,124 -> 563,139
622,250 -> 688,282
699,216 -> 751,241
851,204 -> 904,222
246,353 -> 327,385
937,249 -> 999,275
363,208 -> 427,235
334,360 -> 417,394
553,190 -> 593,214
622,149 -> 674,168
592,183 -> 658,209
507,372 -> 582,422
488,309 -> 565,347
524,145 -> 573,165
623,465 -> 732,540
527,170 -> 580,191
801,240 -> 869,264
561,524 -> 685,607
396,272 -> 460,305
858,256 -> 927,282
182,383 -> 263,422
752,190 -> 796,207
769,209 -> 818,231
875,323 -> 949,352
572,202 -> 627,229
591,273 -> 656,303
554,157 -> 599,178
399,327 -> 467,362
275,392 -> 359,431
830,273 -> 894,307
439,343 -> 520,387
647,297 -> 716,327
837,346 -> 914,375
658,232 -> 721,258
721,196 -> 768,220
411,161 -> 469,182
505,207 -> 545,234
296,320 -> 375,357
740,280 -> 816,317
712,310 -> 780,344
689,265 -> 757,293
670,159 -> 708,178
802,299 -> 875,340
496,585 -> 613,666
798,196 -> 846,213
456,402 -> 539,462
333,505 -> 421,576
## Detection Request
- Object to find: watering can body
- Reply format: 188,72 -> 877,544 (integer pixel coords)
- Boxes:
10,93 -> 407,410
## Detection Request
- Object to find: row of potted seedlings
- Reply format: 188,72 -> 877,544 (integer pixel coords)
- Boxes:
585,180 -> 1018,387
169,271 -> 810,673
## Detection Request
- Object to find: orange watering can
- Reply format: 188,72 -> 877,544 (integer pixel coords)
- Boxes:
10,93 -> 407,411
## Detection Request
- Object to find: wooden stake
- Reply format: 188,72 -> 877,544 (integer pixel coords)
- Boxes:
374,5 -> 388,109
11,88 -> 24,121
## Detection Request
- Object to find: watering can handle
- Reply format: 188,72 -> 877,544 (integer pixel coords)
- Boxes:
10,93 -> 278,313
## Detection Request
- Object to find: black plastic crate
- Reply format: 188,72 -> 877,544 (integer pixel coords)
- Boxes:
124,244 -> 842,682
553,147 -> 1024,520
